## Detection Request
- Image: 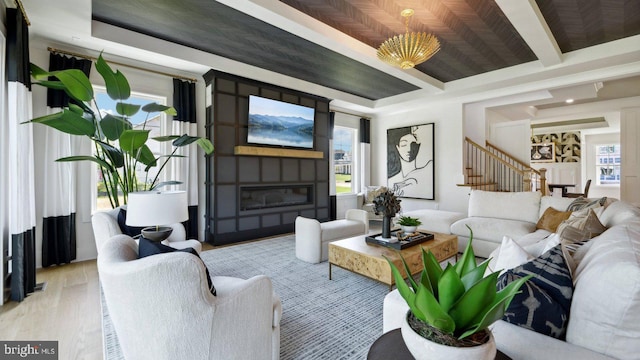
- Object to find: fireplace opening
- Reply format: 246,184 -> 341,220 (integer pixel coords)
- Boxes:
240,184 -> 313,211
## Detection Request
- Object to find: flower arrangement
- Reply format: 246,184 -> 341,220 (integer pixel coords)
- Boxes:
372,190 -> 401,217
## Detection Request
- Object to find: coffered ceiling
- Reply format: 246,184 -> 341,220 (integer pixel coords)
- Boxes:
18,0 -> 640,114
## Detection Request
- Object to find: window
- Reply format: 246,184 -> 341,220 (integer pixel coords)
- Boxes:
595,144 -> 621,186
333,126 -> 357,194
93,89 -> 169,211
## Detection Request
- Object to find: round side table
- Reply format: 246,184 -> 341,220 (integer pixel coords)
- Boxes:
367,329 -> 511,360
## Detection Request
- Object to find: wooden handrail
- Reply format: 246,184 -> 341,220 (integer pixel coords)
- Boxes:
465,137 -> 524,175
485,140 -> 541,176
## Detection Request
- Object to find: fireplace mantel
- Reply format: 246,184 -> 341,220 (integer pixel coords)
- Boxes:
234,146 -> 324,159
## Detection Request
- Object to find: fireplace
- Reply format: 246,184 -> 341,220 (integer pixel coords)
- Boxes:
240,184 -> 314,211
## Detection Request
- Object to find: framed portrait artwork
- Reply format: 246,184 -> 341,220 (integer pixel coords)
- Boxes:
531,143 -> 555,163
387,123 -> 435,200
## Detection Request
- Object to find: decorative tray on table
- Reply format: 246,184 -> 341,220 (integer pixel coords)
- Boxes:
365,231 -> 434,250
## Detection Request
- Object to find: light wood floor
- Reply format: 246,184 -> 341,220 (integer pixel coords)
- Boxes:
0,260 -> 104,360
0,242 -> 217,360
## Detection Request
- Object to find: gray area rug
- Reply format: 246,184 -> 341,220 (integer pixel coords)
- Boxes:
102,234 -> 389,359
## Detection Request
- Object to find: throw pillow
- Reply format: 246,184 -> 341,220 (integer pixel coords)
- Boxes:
566,197 -> 607,212
138,238 -> 216,296
117,208 -> 145,238
556,208 -> 607,276
493,236 -> 534,275
497,245 -> 573,339
536,207 -> 571,232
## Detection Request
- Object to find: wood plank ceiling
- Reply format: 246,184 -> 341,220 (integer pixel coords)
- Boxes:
92,0 -> 640,101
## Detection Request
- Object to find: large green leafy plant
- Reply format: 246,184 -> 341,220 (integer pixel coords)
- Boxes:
386,226 -> 531,346
26,54 -> 214,208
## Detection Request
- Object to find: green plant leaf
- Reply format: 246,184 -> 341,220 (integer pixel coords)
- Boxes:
460,259 -> 491,291
119,130 -> 150,153
101,114 -> 132,141
196,138 -> 215,154
458,275 -> 533,339
423,249 -> 443,298
68,103 -> 84,115
172,134 -> 198,146
27,110 -> 95,136
414,284 -> 456,334
384,256 -> 417,315
51,69 -> 93,101
454,225 -> 477,277
152,135 -> 180,142
32,80 -> 66,90
96,141 -> 124,168
30,63 -> 51,80
95,54 -> 130,100
437,264 -> 465,313
448,272 -> 498,331
400,253 -> 419,292
142,102 -> 177,115
55,155 -> 113,171
115,102 -> 141,117
135,144 -> 157,167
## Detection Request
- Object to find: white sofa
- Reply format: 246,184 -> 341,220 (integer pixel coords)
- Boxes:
399,208 -> 466,234
92,207 -> 202,254
383,198 -> 640,360
295,209 -> 368,263
99,235 -> 282,360
450,190 -> 574,258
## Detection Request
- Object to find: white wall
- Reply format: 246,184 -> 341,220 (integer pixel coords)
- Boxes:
372,101 -> 470,214
29,42 -> 206,266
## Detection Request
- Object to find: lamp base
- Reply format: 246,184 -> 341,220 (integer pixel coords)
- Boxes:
141,226 -> 173,242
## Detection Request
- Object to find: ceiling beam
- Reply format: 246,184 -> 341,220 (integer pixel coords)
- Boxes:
495,0 -> 562,67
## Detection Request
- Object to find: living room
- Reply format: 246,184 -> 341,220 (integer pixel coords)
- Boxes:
1,0 -> 639,359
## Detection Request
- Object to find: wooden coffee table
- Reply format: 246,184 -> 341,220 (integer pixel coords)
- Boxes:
328,232 -> 458,289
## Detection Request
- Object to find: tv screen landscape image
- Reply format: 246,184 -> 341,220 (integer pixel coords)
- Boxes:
248,95 -> 315,149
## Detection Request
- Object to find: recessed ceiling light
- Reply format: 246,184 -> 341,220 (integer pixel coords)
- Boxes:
565,98 -> 574,104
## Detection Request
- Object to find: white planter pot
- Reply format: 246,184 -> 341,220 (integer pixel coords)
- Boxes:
400,225 -> 417,233
401,312 -> 496,360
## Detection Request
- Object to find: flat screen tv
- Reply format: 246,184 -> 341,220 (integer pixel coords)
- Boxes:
247,95 -> 315,149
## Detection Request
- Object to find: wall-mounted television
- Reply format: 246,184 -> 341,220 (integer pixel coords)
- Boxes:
247,95 -> 315,149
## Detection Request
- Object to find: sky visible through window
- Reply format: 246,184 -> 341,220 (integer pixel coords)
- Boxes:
96,92 -> 157,125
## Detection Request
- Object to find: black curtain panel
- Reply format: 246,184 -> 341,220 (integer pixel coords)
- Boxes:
6,7 -> 37,302
47,53 -> 92,107
360,117 -> 372,189
172,79 -> 199,239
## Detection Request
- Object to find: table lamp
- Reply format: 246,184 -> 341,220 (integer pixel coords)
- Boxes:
126,191 -> 188,242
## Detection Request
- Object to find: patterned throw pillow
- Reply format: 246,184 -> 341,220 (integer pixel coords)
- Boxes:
556,208 -> 607,275
566,197 -> 607,212
497,245 -> 573,339
138,238 -> 216,296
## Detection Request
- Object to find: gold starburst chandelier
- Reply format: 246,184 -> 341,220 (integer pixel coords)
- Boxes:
377,9 -> 440,69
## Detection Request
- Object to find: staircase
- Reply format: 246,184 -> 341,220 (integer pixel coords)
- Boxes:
458,137 -> 547,194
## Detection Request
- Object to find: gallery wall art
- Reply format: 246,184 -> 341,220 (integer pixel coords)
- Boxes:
531,132 -> 581,163
387,123 -> 434,200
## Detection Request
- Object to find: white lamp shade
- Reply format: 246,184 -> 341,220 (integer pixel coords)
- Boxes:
126,191 -> 189,226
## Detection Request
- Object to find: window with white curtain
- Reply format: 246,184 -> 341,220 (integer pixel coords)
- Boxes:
595,144 -> 621,186
92,88 -> 168,211
333,126 -> 358,194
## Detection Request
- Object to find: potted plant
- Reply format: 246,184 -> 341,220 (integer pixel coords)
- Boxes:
372,190 -> 401,239
385,226 -> 531,360
396,215 -> 422,234
26,54 -> 214,208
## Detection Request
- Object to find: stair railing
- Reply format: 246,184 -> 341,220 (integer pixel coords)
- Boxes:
464,137 -> 547,193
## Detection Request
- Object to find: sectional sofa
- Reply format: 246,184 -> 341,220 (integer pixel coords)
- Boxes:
383,191 -> 640,359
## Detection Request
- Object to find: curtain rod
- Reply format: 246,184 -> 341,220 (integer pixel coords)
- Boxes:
331,109 -> 371,120
14,0 -> 30,26
47,47 -> 198,83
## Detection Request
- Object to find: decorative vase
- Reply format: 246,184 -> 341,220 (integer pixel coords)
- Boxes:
400,225 -> 417,233
401,311 -> 496,360
382,216 -> 392,239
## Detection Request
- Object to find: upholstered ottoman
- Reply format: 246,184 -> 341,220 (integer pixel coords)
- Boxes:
295,209 -> 368,263
400,209 -> 466,234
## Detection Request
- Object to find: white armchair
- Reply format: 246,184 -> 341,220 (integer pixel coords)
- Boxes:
92,207 -> 202,254
98,235 -> 282,360
356,185 -> 388,221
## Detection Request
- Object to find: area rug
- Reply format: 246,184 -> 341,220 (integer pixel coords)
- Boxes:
102,234 -> 390,360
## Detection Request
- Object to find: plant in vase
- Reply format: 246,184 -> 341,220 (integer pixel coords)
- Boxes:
25,54 -> 214,208
397,215 -> 422,234
372,190 -> 401,239
385,225 -> 532,360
